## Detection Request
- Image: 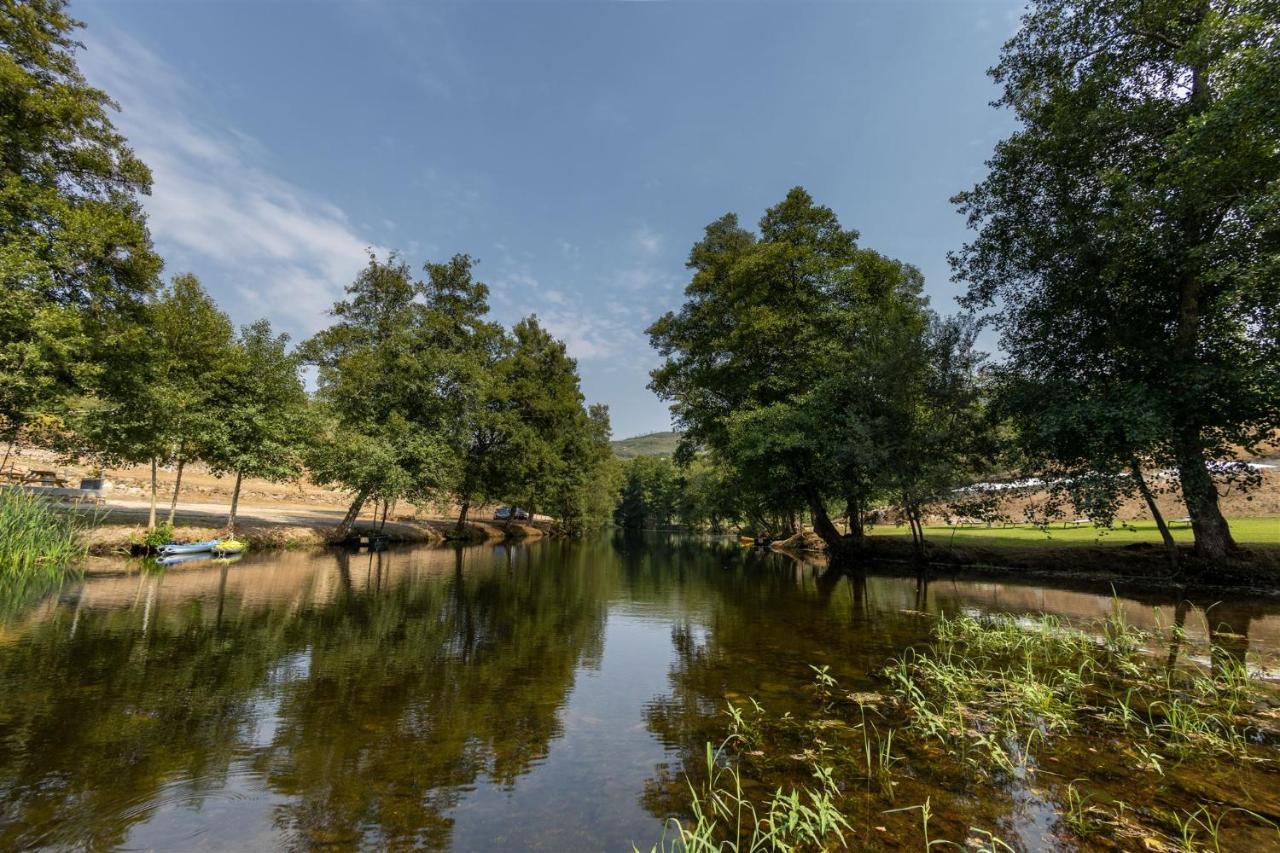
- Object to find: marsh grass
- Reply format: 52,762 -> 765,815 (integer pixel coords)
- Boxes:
640,739 -> 852,853
644,612 -> 1278,852
885,612 -> 1271,775
0,488 -> 87,581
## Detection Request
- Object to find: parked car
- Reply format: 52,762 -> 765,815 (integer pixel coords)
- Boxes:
493,506 -> 530,521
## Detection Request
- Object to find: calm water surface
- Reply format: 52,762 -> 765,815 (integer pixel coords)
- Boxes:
2,535 -> 1278,850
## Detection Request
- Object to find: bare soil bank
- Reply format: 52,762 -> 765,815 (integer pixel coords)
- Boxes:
79,501 -> 546,558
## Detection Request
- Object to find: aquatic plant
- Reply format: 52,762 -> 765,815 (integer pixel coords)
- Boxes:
640,739 -> 853,853
646,612 -> 1278,853
0,489 -> 87,581
884,612 -> 1270,774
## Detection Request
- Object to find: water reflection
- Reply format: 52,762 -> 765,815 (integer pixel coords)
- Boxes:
0,536 -> 1277,850
0,544 -> 610,850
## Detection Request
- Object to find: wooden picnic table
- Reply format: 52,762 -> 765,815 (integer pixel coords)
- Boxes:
23,469 -> 69,487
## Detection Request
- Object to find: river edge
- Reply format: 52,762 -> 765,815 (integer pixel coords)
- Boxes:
771,534 -> 1280,598
81,518 -> 547,563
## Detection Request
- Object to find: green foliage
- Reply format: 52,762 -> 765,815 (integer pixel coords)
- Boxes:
0,0 -> 162,443
641,739 -> 853,853
503,318 -> 619,533
304,255 -> 612,535
886,612 -> 1268,775
950,0 -> 1280,559
649,188 -> 992,551
206,321 -> 311,484
302,253 -> 464,519
130,521 -> 172,548
615,455 -> 681,529
148,274 -> 236,460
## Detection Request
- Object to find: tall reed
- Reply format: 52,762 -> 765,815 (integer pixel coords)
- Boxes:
0,488 -> 88,581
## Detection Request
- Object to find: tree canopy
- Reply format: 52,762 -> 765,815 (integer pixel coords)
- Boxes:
950,0 -> 1280,560
0,0 -> 160,444
650,187 -> 991,554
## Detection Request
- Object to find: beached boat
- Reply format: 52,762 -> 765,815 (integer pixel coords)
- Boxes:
157,539 -> 220,557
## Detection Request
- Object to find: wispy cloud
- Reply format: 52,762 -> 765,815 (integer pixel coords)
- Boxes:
631,224 -> 663,256
78,31 -> 380,339
487,264 -> 650,364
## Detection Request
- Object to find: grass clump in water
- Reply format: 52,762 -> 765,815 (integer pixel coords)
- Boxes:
884,612 -> 1272,776
644,614 -> 1278,852
640,738 -> 853,853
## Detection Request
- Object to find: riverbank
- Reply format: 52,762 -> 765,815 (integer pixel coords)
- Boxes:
4,448 -> 551,557
71,498 -> 546,558
772,519 -> 1280,596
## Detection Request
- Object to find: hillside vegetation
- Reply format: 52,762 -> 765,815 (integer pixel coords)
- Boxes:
610,431 -> 681,459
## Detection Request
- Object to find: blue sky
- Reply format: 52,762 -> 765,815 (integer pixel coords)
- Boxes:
76,0 -> 1021,439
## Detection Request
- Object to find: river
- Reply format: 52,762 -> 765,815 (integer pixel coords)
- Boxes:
1,535 -> 1277,850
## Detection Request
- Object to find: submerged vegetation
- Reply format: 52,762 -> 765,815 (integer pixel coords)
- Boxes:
649,609 -> 1280,852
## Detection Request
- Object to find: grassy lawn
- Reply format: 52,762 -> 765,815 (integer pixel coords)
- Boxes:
866,517 -> 1280,549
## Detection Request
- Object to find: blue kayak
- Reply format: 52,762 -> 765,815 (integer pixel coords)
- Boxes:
154,551 -> 244,568
158,539 -> 220,556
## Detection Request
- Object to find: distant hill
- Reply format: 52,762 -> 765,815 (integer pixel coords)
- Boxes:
611,431 -> 682,459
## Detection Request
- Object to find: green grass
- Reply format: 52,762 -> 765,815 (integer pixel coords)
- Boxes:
866,517 -> 1280,549
0,488 -> 88,580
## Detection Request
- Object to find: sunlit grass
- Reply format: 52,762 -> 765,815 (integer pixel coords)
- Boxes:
885,612 -> 1268,773
0,488 -> 88,581
866,517 -> 1280,548
642,612 -> 1280,852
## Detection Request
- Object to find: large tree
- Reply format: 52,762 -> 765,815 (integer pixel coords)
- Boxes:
206,320 -> 311,532
951,0 -> 1280,560
302,253 -> 469,539
649,188 -> 967,554
150,274 -> 236,525
502,315 -> 600,528
78,274 -> 233,529
1,0 -> 161,445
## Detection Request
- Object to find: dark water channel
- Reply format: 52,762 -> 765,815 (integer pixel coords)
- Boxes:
1,535 -> 1278,850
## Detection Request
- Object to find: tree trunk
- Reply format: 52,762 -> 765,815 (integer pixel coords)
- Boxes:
904,497 -> 925,559
1172,436 -> 1237,560
802,485 -> 843,550
380,500 -> 391,532
148,457 -> 158,529
227,470 -> 243,533
845,495 -> 864,541
1167,46 -> 1235,562
1130,458 -> 1176,569
166,456 -> 186,526
456,501 -> 470,532
333,487 -> 370,541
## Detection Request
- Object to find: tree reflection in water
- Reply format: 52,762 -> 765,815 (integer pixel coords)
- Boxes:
1,538 -> 1278,850
0,544 -> 607,850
